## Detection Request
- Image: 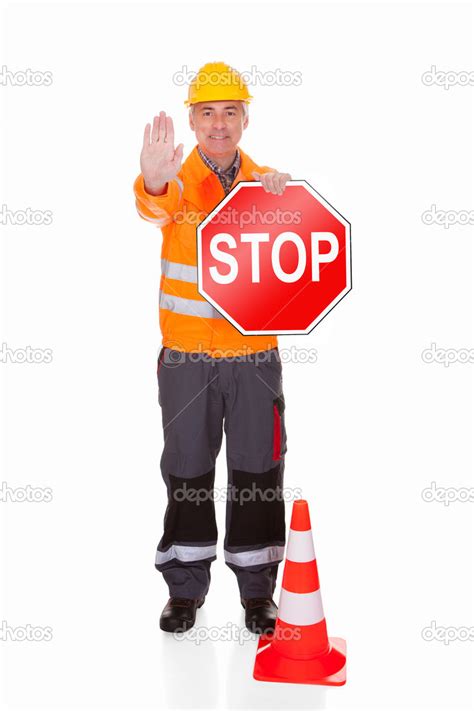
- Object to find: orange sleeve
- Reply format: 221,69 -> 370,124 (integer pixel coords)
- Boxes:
133,174 -> 184,227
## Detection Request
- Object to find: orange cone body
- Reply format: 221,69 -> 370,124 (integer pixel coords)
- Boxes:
253,500 -> 346,685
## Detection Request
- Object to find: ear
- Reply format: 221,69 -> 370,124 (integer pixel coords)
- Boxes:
188,109 -> 195,131
243,113 -> 249,130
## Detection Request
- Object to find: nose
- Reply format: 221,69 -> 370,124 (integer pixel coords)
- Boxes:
212,117 -> 226,131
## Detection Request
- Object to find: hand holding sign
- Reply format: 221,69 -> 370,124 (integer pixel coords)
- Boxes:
251,171 -> 292,195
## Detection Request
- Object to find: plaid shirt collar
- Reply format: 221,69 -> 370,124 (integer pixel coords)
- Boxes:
197,145 -> 241,195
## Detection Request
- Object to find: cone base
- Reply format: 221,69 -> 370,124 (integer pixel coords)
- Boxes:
253,636 -> 346,686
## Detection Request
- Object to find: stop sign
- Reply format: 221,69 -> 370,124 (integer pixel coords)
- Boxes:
196,180 -> 351,335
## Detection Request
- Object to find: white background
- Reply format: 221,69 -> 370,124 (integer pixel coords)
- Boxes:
1,1 -> 473,709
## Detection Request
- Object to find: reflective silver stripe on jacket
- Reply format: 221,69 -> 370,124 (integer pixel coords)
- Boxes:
155,544 -> 217,565
173,176 -> 184,196
136,177 -> 183,226
224,545 -> 285,567
159,290 -> 224,319
161,258 -> 198,283
136,205 -> 170,227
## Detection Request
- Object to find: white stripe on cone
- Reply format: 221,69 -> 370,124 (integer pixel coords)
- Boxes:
285,529 -> 315,563
277,588 -> 325,626
256,641 -> 272,655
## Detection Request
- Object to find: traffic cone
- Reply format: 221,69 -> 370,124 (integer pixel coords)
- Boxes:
253,499 -> 346,685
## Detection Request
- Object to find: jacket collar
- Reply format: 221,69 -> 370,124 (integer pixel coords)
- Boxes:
183,144 -> 262,186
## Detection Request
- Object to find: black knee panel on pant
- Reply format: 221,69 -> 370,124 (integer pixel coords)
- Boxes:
227,464 -> 285,547
161,468 -> 218,548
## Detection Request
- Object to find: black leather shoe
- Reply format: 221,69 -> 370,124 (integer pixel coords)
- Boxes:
241,597 -> 278,634
160,596 -> 205,633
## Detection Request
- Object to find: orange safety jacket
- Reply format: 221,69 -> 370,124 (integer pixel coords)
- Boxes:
133,145 -> 279,357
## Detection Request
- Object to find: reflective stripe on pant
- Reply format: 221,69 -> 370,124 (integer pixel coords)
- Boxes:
155,346 -> 287,599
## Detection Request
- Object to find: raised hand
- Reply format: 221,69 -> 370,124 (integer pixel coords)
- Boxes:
140,111 -> 184,195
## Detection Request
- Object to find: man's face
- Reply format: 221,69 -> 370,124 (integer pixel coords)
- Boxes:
189,100 -> 249,158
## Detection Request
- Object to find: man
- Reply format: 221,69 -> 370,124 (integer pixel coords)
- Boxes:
133,62 -> 291,634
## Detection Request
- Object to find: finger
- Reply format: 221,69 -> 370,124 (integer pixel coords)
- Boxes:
276,173 -> 287,195
251,171 -> 261,182
280,173 -> 292,194
143,122 -> 151,148
274,173 -> 286,194
266,172 -> 279,194
272,174 -> 283,195
151,115 -> 160,143
166,116 -> 174,148
262,176 -> 271,193
173,143 -> 184,167
158,111 -> 167,142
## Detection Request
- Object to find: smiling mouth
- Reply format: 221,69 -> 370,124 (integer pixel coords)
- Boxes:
209,135 -> 229,140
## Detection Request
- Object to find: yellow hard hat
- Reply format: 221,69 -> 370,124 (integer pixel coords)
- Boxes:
184,61 -> 253,107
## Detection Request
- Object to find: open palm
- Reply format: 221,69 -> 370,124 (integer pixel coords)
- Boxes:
140,111 -> 184,191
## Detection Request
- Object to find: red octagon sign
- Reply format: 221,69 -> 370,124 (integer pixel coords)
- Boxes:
196,180 -> 351,335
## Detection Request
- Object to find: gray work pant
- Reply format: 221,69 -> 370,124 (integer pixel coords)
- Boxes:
155,346 -> 288,600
